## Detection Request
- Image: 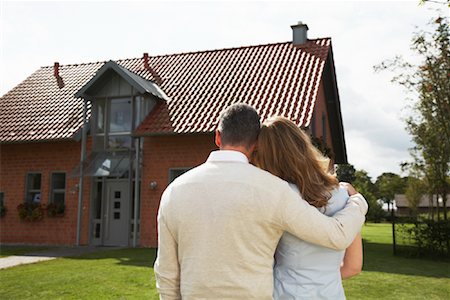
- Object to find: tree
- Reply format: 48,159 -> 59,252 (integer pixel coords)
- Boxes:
376,16 -> 450,220
336,164 -> 356,183
353,170 -> 385,222
375,173 -> 406,213
405,176 -> 427,218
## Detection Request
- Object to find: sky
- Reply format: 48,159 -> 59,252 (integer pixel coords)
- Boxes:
0,0 -> 447,179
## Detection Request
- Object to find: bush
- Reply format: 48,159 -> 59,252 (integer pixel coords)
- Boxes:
46,203 -> 65,217
367,201 -> 386,223
17,202 -> 44,221
397,217 -> 450,258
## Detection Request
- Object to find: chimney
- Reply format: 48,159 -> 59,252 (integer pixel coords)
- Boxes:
53,62 -> 60,78
143,53 -> 150,69
291,21 -> 308,45
142,52 -> 163,85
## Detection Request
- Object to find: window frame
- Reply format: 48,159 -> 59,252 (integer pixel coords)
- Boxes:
322,112 -> 327,143
168,167 -> 192,183
93,96 -> 135,151
49,172 -> 67,205
25,172 -> 42,203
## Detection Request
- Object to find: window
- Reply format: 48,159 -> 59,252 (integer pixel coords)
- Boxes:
310,114 -> 316,137
169,168 -> 191,183
26,173 -> 42,203
0,192 -> 4,217
322,113 -> 327,142
50,173 -> 66,206
93,97 -> 133,150
109,98 -> 132,133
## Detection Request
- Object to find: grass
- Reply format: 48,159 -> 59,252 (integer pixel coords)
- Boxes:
0,223 -> 448,299
0,248 -> 159,299
0,245 -> 51,258
343,223 -> 450,300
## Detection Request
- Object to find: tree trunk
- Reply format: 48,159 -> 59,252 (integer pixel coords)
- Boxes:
435,194 -> 441,221
428,196 -> 433,220
441,193 -> 447,220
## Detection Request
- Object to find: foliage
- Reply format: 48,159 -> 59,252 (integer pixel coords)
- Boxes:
375,173 -> 405,211
336,163 -> 356,183
397,218 -> 450,258
310,136 -> 334,160
46,202 -> 65,217
404,176 -> 427,216
376,16 -> 450,220
17,202 -> 44,221
353,170 -> 385,222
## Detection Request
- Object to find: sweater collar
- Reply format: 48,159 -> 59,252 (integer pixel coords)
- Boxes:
207,150 -> 249,164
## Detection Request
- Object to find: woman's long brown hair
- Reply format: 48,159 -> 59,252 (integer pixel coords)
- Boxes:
253,116 -> 338,208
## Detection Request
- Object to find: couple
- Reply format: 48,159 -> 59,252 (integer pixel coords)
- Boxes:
154,104 -> 367,299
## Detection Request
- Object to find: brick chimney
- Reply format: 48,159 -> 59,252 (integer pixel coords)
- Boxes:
142,53 -> 162,85
143,53 -> 150,69
53,62 -> 60,78
291,21 -> 308,45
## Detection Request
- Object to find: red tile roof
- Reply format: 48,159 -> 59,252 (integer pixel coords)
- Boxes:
0,38 -> 331,142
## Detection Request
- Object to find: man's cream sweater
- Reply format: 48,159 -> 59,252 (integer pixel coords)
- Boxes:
154,151 -> 367,299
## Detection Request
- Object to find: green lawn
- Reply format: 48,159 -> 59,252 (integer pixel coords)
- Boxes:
0,248 -> 159,299
343,223 -> 449,299
0,246 -> 51,258
0,223 -> 449,299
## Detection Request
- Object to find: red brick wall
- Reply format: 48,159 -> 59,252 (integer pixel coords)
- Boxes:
0,140 -> 91,245
139,133 -> 217,247
310,81 -> 333,150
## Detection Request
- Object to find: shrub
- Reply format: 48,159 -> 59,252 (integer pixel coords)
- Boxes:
17,202 -> 44,221
397,217 -> 450,258
46,203 -> 65,217
367,200 -> 386,223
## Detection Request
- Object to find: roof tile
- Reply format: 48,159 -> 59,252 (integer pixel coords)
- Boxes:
1,39 -> 331,142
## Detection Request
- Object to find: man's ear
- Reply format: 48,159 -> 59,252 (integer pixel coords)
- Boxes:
215,130 -> 221,148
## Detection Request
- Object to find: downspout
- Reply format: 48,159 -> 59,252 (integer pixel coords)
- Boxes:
133,137 -> 141,247
76,98 -> 88,246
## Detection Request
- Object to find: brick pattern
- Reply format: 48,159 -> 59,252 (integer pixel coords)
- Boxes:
0,83 -> 333,247
139,133 -> 217,247
0,141 -> 91,245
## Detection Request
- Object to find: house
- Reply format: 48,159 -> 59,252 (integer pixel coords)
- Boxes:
394,194 -> 450,216
0,23 -> 347,247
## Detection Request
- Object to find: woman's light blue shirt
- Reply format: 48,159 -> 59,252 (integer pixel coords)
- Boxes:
273,184 -> 349,300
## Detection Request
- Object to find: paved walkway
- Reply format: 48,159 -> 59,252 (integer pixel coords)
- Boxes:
0,246 -> 121,270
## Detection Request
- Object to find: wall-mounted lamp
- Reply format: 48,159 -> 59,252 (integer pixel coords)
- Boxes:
150,181 -> 158,190
70,184 -> 80,195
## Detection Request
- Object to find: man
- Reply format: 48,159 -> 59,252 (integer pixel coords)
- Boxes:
154,104 -> 367,299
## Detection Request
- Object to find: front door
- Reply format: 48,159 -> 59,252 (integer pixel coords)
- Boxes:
104,181 -> 129,246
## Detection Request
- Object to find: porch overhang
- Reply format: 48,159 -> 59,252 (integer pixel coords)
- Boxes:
74,60 -> 170,101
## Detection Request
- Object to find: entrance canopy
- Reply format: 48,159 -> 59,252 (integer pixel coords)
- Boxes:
70,151 -> 132,177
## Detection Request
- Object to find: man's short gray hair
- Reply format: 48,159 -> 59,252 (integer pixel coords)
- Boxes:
218,103 -> 261,149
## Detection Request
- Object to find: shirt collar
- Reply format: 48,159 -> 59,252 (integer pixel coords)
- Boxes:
207,150 -> 249,164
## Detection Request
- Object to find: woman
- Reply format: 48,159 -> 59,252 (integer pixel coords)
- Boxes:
253,116 -> 362,300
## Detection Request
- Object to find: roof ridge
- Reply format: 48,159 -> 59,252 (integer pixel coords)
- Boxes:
41,38 -> 332,68
142,38 -> 331,59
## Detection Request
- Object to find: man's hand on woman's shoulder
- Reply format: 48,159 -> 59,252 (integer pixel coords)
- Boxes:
339,182 -> 358,196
